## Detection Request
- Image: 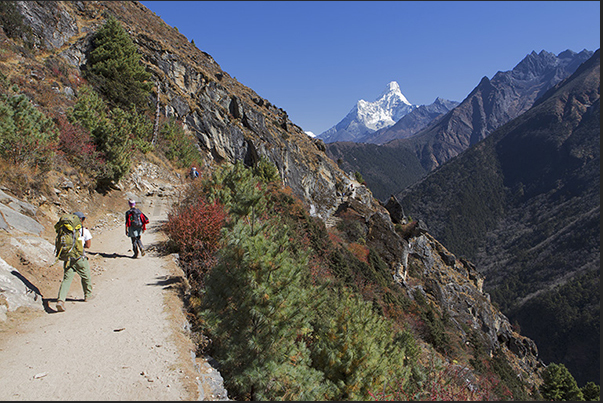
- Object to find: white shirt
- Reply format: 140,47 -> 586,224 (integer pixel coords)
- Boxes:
79,227 -> 92,256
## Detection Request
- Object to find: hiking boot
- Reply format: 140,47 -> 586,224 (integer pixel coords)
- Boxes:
56,300 -> 65,312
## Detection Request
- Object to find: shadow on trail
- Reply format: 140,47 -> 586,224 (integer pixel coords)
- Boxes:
88,251 -> 131,259
41,296 -> 86,314
146,275 -> 184,290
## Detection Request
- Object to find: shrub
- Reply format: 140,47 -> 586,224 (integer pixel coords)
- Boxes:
0,93 -> 58,169
156,117 -> 202,169
354,170 -> 365,184
69,85 -> 152,185
252,155 -> 280,184
55,114 -> 105,177
201,219 -> 330,400
163,197 -> 226,286
200,160 -> 267,221
309,287 -> 412,400
347,242 -> 369,264
370,360 -> 507,401
581,382 -> 600,401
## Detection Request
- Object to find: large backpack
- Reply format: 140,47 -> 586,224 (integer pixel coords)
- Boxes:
127,208 -> 144,228
54,214 -> 84,262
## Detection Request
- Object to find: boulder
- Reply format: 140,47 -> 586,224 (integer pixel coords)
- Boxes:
0,257 -> 44,321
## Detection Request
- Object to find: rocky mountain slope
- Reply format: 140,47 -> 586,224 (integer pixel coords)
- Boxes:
326,49 -> 594,200
0,0 -> 560,398
396,49 -> 600,386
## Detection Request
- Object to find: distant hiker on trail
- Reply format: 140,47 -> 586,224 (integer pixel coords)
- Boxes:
125,199 -> 149,258
189,166 -> 199,180
55,211 -> 93,312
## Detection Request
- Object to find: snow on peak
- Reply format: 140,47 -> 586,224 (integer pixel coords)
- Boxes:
377,81 -> 412,106
355,81 -> 415,130
317,81 -> 417,142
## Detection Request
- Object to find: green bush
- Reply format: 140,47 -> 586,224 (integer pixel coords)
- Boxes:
309,287 -> 412,400
581,382 -> 600,401
252,155 -> 280,184
0,92 -> 58,169
201,218 -> 330,400
156,117 -> 202,169
69,85 -> 153,186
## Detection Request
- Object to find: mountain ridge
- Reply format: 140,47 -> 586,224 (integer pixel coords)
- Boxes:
396,49 -> 600,386
326,48 -> 594,200
317,80 -> 416,143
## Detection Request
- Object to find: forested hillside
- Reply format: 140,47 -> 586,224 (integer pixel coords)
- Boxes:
397,49 -> 600,387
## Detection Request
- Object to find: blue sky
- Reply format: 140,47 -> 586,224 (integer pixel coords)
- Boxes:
140,1 -> 600,135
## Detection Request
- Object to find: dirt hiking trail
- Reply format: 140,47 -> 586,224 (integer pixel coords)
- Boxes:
0,196 -> 226,400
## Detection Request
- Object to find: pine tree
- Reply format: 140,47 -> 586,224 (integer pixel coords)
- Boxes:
201,219 -> 332,400
581,382 -> 600,401
0,93 -> 57,168
200,160 -> 267,223
540,363 -> 584,401
309,287 -> 412,400
252,155 -> 280,185
85,16 -> 152,110
68,85 -> 109,134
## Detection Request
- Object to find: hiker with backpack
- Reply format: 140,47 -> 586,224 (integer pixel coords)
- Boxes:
55,211 -> 93,312
125,199 -> 149,258
189,166 -> 199,180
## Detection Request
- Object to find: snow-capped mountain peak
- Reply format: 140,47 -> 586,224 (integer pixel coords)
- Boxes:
377,81 -> 412,107
317,81 -> 416,143
352,81 -> 416,130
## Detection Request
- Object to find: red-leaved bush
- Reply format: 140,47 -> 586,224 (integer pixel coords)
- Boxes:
55,114 -> 104,175
347,242 -> 369,264
164,198 -> 227,255
163,198 -> 227,286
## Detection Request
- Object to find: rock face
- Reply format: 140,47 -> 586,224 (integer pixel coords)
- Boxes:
14,1 -> 79,49
334,198 -> 544,384
0,256 -> 44,320
2,0 -> 545,390
0,190 -> 45,235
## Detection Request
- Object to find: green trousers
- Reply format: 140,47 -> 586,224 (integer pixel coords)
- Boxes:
57,256 -> 92,302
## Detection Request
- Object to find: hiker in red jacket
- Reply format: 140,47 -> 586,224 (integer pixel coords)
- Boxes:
125,200 -> 149,258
